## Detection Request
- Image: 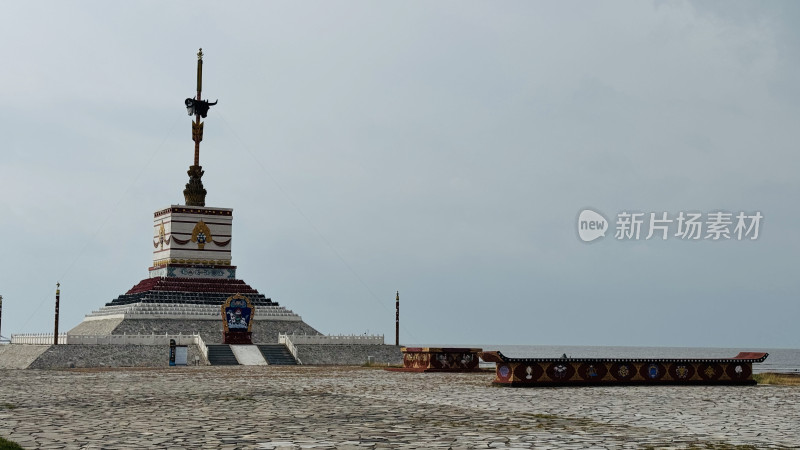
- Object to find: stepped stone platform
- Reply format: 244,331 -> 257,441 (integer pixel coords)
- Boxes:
67,317 -> 124,335
70,274 -> 322,345
108,318 -> 318,345
107,276 -> 276,307
19,270 -> 405,369
12,273 -> 409,369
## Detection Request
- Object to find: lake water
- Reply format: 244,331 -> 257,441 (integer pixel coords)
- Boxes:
423,344 -> 800,373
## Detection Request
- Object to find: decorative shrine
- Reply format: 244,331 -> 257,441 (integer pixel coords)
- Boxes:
72,49 -> 317,347
152,48 -> 231,273
389,347 -> 483,373
121,49 -> 256,299
481,351 -> 769,386
221,294 -> 254,345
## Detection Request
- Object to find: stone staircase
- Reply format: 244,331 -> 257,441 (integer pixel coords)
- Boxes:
258,344 -> 298,365
207,345 -> 239,365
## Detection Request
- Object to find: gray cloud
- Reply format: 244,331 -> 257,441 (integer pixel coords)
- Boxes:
0,1 -> 797,348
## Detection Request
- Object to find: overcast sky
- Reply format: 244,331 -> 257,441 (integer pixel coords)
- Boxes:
1,1 -> 798,349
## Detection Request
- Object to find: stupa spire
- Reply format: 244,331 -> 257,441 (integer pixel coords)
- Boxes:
183,48 -> 217,206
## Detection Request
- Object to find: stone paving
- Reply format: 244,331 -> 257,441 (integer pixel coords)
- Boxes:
0,366 -> 798,449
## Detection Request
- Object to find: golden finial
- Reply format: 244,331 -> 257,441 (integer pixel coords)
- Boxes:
56,282 -> 60,295
198,48 -> 203,60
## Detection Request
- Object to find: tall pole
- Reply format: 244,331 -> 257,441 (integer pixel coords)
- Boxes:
184,48 -> 211,207
54,283 -> 60,345
395,291 -> 399,346
194,48 -> 203,167
0,294 -> 3,341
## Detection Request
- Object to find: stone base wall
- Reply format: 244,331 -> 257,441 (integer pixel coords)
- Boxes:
295,344 -> 402,366
26,344 -> 207,369
0,345 -> 51,369
109,319 -> 320,344
67,317 -> 124,336
4,343 -> 403,368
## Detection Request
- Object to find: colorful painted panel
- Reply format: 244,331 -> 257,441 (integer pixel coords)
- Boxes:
221,293 -> 254,345
392,348 -> 483,373
222,294 -> 253,333
480,351 -> 768,387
